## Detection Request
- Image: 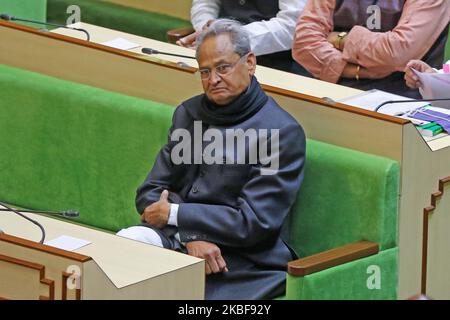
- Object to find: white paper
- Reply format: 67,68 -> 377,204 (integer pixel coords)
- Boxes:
339,89 -> 430,116
45,235 -> 91,251
413,70 -> 450,109
100,37 -> 140,50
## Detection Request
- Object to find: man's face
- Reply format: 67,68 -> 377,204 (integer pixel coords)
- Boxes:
197,33 -> 256,105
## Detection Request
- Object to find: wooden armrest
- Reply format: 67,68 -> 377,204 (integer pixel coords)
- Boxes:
288,240 -> 379,276
167,26 -> 195,44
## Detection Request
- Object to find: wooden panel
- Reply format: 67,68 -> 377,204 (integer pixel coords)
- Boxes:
0,237 -> 84,300
398,125 -> 450,299
0,254 -> 54,300
102,0 -> 192,20
62,271 -> 81,300
422,179 -> 450,299
270,92 -> 405,161
0,21 -> 202,107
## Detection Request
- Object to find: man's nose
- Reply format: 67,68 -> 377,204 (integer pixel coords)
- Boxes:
209,70 -> 221,84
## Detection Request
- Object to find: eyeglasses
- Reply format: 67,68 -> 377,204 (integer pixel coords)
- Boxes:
198,54 -> 248,80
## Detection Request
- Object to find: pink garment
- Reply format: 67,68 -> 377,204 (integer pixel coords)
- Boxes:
444,64 -> 450,74
293,0 -> 450,83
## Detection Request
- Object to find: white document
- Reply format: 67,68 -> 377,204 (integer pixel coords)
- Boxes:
45,235 -> 91,252
100,37 -> 140,50
339,89 -> 430,116
413,70 -> 450,109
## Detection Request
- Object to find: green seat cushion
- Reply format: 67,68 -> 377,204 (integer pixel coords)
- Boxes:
0,0 -> 47,26
286,247 -> 398,300
47,0 -> 191,42
0,64 -> 174,232
285,140 -> 400,257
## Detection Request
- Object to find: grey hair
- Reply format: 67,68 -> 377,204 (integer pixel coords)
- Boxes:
195,18 -> 251,59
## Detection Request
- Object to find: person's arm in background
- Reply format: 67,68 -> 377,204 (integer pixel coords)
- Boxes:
342,0 -> 450,73
177,0 -> 220,47
294,0 -> 450,83
190,0 -> 221,31
243,0 -> 306,56
292,0 -> 348,83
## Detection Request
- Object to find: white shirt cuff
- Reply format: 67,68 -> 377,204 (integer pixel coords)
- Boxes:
168,203 -> 179,226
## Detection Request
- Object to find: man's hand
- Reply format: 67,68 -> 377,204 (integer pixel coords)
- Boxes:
404,60 -> 436,89
141,190 -> 170,229
327,31 -> 346,51
176,31 -> 199,48
186,241 -> 229,275
176,20 -> 215,48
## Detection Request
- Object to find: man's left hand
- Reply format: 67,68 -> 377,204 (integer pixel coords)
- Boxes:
141,190 -> 170,229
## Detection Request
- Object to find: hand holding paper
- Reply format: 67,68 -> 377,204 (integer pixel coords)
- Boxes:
413,69 -> 450,109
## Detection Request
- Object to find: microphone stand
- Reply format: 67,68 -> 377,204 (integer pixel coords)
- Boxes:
0,201 -> 80,243
0,14 -> 90,41
0,201 -> 46,243
0,208 -> 79,217
374,98 -> 450,113
141,48 -> 196,60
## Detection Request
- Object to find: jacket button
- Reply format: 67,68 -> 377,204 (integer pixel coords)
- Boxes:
239,0 -> 246,5
192,186 -> 198,194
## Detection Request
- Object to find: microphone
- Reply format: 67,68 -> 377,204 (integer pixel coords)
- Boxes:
141,47 -> 196,60
0,207 -> 79,218
374,98 -> 450,113
0,13 -> 90,41
0,201 -> 80,243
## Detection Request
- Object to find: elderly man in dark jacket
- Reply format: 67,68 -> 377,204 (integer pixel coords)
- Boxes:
118,19 -> 306,300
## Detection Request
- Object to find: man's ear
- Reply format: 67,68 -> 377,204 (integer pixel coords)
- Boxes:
246,52 -> 257,75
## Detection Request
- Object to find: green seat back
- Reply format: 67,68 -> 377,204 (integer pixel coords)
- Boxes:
47,0 -> 191,42
285,140 -> 400,258
0,64 -> 174,232
0,0 -> 47,26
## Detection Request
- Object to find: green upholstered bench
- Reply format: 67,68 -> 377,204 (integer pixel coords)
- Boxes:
46,0 -> 191,42
284,140 -> 399,299
0,64 -> 399,299
0,63 -> 172,232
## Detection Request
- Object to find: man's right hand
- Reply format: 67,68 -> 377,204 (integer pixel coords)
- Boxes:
404,60 -> 436,89
186,241 -> 229,275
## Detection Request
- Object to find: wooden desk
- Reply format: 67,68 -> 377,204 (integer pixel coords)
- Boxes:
50,22 -> 363,101
1,20 -> 450,299
0,208 -> 204,300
